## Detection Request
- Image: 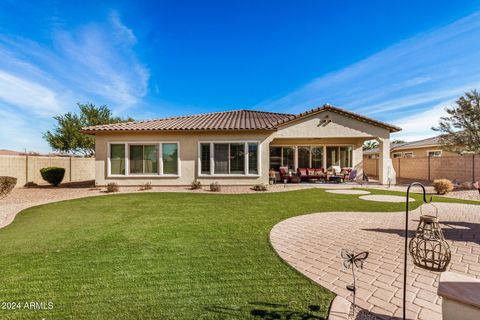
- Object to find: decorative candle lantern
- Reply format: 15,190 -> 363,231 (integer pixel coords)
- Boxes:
409,213 -> 451,271
402,182 -> 452,320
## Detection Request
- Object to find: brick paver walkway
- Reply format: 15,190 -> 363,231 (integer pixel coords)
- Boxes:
270,202 -> 480,320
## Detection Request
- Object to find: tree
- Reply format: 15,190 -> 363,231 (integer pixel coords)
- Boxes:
363,140 -> 378,151
391,139 -> 406,145
44,103 -> 133,156
433,90 -> 480,154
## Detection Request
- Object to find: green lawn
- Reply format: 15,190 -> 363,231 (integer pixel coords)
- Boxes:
0,188 -> 477,319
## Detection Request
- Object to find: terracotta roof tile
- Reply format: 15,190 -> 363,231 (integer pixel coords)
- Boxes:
81,105 -> 401,133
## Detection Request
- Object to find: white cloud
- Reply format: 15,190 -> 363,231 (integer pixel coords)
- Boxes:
0,71 -> 61,116
256,10 -> 480,137
0,12 -> 149,152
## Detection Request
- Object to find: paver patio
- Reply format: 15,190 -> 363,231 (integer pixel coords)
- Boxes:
270,202 -> 480,320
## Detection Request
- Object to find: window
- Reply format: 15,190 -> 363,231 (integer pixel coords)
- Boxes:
110,144 -> 125,175
298,147 -> 310,168
282,147 -> 295,170
230,143 -> 245,174
200,143 -> 211,174
248,143 -> 258,174
214,144 -> 229,174
269,147 -> 282,171
326,146 -> 338,168
162,143 -> 178,174
311,147 -> 323,168
403,152 -> 414,158
427,150 -> 442,157
108,142 -> 179,176
200,142 -> 259,175
339,146 -> 353,167
392,152 -> 402,158
129,144 -> 159,174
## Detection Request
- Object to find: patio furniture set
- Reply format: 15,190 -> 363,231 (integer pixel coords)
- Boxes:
269,166 -> 356,184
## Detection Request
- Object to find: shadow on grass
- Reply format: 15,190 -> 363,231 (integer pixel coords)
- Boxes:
205,301 -> 325,319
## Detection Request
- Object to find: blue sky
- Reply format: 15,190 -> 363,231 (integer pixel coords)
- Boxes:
1,1 -> 480,152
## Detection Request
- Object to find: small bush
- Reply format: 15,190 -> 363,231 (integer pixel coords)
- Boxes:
106,182 -> 119,193
210,182 -> 221,192
0,176 -> 17,199
432,179 -> 454,195
40,167 -> 65,186
191,179 -> 202,190
252,183 -> 268,192
140,182 -> 152,191
460,181 -> 473,190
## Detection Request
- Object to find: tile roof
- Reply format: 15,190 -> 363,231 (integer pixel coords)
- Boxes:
363,136 -> 442,155
392,136 -> 441,150
81,105 -> 401,133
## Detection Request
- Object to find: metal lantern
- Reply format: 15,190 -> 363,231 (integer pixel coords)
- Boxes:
402,182 -> 452,320
409,213 -> 451,271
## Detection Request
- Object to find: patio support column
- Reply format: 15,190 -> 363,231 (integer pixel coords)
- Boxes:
378,137 -> 390,185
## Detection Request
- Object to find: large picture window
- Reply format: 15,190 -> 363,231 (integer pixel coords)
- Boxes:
108,142 -> 179,176
129,144 -> 159,174
200,142 -> 259,175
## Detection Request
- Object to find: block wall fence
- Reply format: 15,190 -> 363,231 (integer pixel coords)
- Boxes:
0,155 -> 95,187
364,155 -> 480,183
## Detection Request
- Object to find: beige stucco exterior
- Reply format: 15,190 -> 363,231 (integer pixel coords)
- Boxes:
390,146 -> 458,158
93,110 -> 394,186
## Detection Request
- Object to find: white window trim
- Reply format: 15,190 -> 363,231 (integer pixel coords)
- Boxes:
392,152 -> 402,158
107,141 -> 180,178
427,150 -> 442,157
403,152 -> 414,158
197,141 -> 261,177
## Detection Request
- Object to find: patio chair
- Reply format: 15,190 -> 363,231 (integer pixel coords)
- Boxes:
346,168 -> 357,181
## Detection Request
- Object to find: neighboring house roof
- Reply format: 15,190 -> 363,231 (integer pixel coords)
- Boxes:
392,136 -> 441,151
81,104 -> 401,133
363,136 -> 442,155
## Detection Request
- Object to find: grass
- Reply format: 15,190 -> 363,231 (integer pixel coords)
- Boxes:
0,188 -> 477,319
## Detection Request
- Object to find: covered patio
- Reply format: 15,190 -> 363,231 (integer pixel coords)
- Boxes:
264,106 -> 400,185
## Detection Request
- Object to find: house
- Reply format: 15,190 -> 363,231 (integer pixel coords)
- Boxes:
81,104 -> 401,186
363,136 -> 459,159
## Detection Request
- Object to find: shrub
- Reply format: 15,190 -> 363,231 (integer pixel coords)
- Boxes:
106,182 -> 119,193
252,183 -> 268,192
40,167 -> 65,186
191,179 -> 202,190
210,182 -> 221,192
432,179 -> 454,195
0,176 -> 17,199
139,182 -> 152,191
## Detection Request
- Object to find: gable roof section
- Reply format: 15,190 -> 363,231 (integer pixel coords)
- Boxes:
81,104 -> 401,133
271,105 -> 401,132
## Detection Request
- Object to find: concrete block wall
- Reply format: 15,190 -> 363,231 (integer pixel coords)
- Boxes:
0,155 -> 95,187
